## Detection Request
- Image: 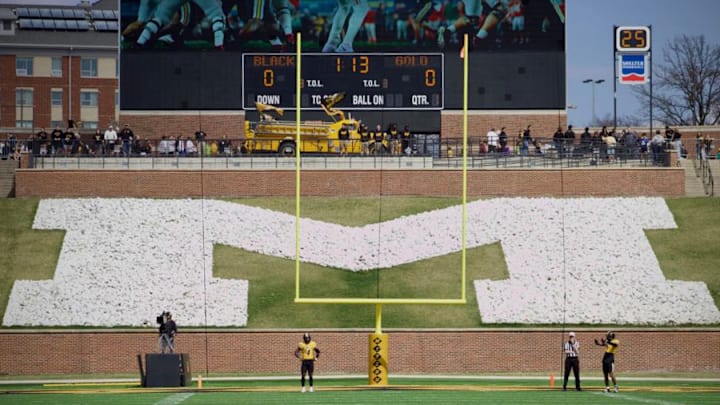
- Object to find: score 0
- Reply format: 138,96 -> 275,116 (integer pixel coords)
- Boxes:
615,26 -> 650,52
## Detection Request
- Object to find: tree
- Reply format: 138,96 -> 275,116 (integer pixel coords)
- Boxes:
592,113 -> 642,128
631,34 -> 720,126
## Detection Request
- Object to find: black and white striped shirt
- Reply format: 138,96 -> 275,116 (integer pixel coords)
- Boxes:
564,341 -> 580,358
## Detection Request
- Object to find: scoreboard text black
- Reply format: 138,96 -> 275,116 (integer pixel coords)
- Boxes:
242,53 -> 444,110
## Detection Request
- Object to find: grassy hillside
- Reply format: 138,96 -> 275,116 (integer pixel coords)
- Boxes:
0,197 -> 718,328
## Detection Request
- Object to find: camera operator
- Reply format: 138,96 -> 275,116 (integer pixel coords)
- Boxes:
158,311 -> 177,354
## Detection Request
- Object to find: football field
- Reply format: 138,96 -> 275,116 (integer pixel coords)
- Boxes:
2,378 -> 718,405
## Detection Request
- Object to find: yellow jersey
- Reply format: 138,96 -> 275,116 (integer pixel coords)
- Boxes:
606,338 -> 619,354
298,341 -> 318,360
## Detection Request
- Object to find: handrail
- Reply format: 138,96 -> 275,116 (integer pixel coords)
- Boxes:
700,159 -> 714,196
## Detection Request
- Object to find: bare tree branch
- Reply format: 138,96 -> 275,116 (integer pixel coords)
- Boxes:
631,34 -> 720,125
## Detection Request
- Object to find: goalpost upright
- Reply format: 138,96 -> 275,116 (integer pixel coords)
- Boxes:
293,33 -> 471,386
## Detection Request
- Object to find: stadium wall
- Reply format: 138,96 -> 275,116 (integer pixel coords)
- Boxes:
15,168 -> 684,198
0,330 -> 718,375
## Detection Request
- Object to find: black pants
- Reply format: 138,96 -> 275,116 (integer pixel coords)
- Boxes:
301,360 -> 315,386
563,356 -> 580,390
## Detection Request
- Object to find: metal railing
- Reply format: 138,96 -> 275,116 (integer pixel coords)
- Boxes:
30,154 -> 435,170
693,143 -> 715,196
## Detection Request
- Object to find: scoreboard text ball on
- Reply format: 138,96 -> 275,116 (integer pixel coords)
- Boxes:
615,26 -> 650,52
242,53 -> 444,110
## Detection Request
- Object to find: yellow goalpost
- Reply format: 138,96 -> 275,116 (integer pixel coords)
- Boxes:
292,33 -> 471,385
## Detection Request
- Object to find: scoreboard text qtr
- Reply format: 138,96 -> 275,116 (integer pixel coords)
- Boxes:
242,53 -> 444,110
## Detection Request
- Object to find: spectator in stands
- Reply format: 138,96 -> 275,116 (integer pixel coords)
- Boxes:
651,130 -> 665,165
672,129 -> 683,160
603,130 -> 617,162
28,133 -> 39,156
553,127 -> 564,158
580,127 -> 592,156
590,131 -> 602,162
104,125 -> 118,156
664,126 -> 674,149
498,127 -> 508,152
564,125 -> 576,158
63,128 -> 74,156
186,137 -> 196,156
132,135 -> 141,155
479,140 -> 488,154
139,138 -> 151,156
7,134 -> 17,159
120,124 -> 134,156
402,125 -> 412,155
639,133 -> 649,162
702,134 -> 713,160
339,125 -> 351,156
624,128 -> 639,159
51,126 -> 64,155
388,124 -> 400,156
219,136 -> 229,156
167,136 -> 177,155
360,124 -> 370,155
93,129 -> 104,156
487,127 -> 499,154
158,136 -> 169,155
176,136 -> 186,156
521,125 -> 532,156
36,128 -> 48,156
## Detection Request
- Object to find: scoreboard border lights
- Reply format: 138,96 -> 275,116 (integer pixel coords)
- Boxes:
242,53 -> 444,111
615,26 -> 651,52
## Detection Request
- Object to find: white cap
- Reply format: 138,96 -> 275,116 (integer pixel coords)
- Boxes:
568,332 -> 576,337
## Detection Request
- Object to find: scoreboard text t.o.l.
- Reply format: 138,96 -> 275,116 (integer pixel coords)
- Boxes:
242,53 -> 444,110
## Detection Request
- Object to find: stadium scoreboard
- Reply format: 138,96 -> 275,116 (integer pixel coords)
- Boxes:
242,53 -> 444,110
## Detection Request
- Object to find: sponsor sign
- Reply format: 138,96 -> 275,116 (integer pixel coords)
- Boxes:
619,53 -> 648,84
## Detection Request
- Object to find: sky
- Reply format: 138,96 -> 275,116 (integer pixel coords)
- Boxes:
3,0 -> 719,127
566,0 -> 719,127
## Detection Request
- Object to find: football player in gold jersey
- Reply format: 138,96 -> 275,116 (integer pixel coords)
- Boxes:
595,331 -> 619,393
295,333 -> 320,392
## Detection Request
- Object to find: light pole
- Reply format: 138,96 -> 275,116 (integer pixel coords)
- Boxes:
582,79 -> 605,124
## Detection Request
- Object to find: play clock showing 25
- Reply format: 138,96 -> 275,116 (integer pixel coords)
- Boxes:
615,26 -> 650,52
242,53 -> 444,110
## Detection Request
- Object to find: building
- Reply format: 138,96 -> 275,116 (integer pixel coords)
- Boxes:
0,0 -> 118,134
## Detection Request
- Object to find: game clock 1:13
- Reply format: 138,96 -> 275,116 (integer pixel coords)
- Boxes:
615,26 -> 650,52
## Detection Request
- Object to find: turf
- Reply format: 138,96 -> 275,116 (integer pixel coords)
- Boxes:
2,378 -> 719,405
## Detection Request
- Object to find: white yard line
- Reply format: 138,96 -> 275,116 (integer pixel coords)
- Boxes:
589,391 -> 686,405
153,392 -> 194,405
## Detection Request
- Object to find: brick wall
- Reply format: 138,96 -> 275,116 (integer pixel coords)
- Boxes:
15,168 -> 685,198
119,111 -> 247,139
441,111 -> 565,139
0,330 -> 717,375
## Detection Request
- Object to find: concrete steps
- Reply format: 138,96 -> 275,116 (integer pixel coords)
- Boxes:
680,159 -> 715,197
0,158 -> 18,197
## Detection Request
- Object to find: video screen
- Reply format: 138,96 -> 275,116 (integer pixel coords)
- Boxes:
120,1 -> 566,113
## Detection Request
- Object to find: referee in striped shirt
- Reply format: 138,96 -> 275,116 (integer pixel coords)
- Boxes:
563,331 -> 581,391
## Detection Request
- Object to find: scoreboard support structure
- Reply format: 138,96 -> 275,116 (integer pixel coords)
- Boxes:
613,25 -> 652,133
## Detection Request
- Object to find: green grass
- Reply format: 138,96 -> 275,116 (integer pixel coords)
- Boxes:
0,199 -> 64,321
1,378 -> 719,404
646,198 -> 720,307
1,197 -> 719,328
